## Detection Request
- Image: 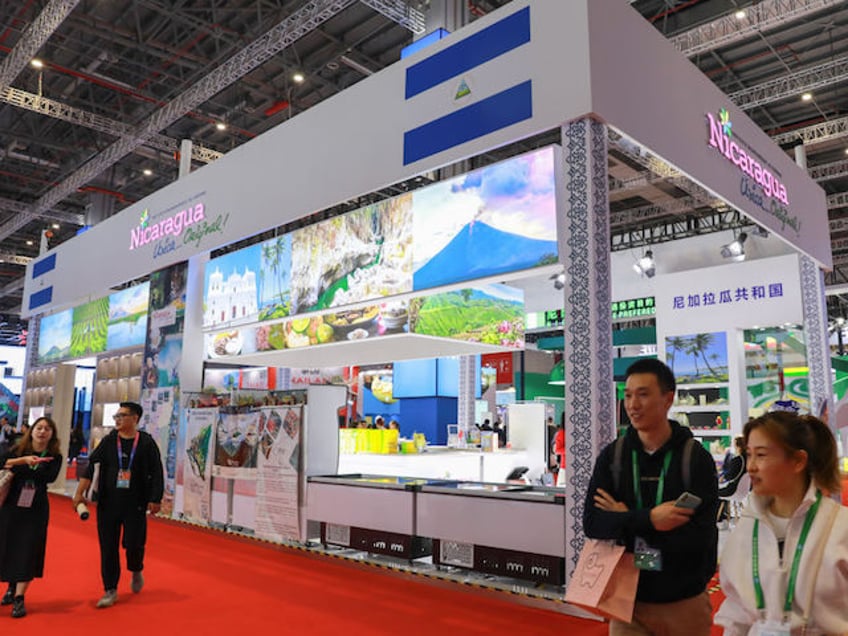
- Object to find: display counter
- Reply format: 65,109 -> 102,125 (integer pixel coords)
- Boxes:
307,474 -> 435,560
337,446 -> 534,482
306,474 -> 566,584
417,481 -> 566,585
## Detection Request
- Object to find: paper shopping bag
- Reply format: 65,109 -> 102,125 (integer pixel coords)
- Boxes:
564,539 -> 639,623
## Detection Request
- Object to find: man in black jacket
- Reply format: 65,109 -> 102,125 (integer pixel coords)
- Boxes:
72,401 -> 164,609
583,359 -> 718,635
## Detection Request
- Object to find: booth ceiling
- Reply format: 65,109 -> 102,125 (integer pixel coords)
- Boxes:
0,0 -> 847,338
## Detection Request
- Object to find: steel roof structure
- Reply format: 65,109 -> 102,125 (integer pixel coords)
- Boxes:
0,0 -> 847,345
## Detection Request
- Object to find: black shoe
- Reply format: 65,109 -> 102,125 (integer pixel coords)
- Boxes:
0,587 -> 13,606
11,596 -> 25,618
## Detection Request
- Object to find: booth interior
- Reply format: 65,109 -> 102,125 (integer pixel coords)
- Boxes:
19,0 -> 844,601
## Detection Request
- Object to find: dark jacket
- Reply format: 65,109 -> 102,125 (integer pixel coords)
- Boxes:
86,429 -> 164,507
582,421 -> 718,603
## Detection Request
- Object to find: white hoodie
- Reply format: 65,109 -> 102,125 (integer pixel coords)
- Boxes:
714,483 -> 848,636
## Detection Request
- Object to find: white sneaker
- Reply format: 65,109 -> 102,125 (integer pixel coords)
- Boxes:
96,589 -> 117,608
131,571 -> 144,594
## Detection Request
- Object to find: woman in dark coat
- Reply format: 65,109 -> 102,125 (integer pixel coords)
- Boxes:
0,416 -> 62,618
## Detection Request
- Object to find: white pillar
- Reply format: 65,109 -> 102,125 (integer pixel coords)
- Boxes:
560,118 -> 615,579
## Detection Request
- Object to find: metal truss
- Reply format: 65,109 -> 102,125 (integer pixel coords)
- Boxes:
809,158 -> 848,182
611,210 -> 748,252
0,278 -> 25,297
0,0 -> 356,243
0,196 -> 83,226
829,192 -> 848,210
729,55 -> 848,111
770,114 -> 848,147
669,0 -> 843,58
1,86 -> 224,164
359,0 -> 426,33
610,196 -> 705,228
0,0 -> 79,90
0,252 -> 32,266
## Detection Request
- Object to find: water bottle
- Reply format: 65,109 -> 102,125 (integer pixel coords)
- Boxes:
76,502 -> 90,521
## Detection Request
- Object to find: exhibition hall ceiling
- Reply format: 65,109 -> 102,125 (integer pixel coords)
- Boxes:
0,0 -> 847,340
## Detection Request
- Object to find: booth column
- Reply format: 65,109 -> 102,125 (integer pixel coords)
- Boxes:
560,118 -> 615,578
800,255 -> 834,425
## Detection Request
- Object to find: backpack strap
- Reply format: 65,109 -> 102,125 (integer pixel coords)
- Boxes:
612,435 -> 696,496
611,435 -> 626,495
681,437 -> 695,492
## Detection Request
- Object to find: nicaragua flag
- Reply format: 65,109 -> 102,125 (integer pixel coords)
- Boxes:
402,6 -> 533,166
28,253 -> 57,311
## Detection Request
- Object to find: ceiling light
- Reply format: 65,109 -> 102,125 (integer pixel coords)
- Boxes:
720,232 -> 747,261
801,92 -> 813,102
844,148 -> 848,155
632,250 -> 655,278
215,121 -> 227,131
550,272 -> 566,290
26,240 -> 33,246
142,168 -> 153,176
292,72 -> 305,83
734,9 -> 747,19
30,59 -> 43,69
51,223 -> 59,229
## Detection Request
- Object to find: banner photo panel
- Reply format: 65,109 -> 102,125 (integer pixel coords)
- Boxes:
203,243 -> 262,328
411,146 -> 558,290
70,298 -> 109,358
37,309 -> 72,364
106,282 -> 150,350
289,196 -> 413,314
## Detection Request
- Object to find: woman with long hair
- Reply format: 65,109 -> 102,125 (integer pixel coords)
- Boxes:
0,417 -> 62,618
714,412 -> 848,635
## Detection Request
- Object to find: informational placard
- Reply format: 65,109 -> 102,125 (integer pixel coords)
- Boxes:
179,408 -> 216,523
139,386 -> 178,516
212,409 -> 259,479
254,405 -> 303,543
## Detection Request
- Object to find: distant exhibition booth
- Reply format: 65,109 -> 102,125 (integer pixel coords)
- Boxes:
21,0 -> 832,589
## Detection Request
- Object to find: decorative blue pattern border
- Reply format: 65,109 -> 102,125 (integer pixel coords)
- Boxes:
562,119 -> 613,579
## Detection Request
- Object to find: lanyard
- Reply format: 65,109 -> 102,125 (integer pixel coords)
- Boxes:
631,449 -> 672,510
117,432 -> 140,471
752,490 -> 822,617
29,449 -> 47,471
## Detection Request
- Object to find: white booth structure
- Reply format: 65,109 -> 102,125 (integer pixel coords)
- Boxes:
22,0 -> 831,585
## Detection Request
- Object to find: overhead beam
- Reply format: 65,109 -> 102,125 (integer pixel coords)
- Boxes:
669,0 -> 843,58
359,0 -> 426,33
729,56 -> 848,110
0,0 -> 357,244
0,0 -> 80,91
770,114 -> 848,147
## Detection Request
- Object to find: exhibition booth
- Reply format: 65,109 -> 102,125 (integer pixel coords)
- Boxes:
20,0 -> 834,590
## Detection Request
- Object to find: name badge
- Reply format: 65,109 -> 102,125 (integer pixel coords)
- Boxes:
633,536 -> 662,571
16,482 -> 36,508
755,619 -> 791,636
117,469 -> 132,489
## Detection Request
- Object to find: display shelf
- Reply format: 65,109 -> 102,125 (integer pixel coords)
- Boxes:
91,350 -> 143,428
688,428 -> 731,437
670,405 -> 729,413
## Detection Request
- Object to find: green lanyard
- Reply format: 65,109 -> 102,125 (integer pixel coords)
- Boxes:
29,449 -> 47,471
631,449 -> 672,510
752,490 -> 822,617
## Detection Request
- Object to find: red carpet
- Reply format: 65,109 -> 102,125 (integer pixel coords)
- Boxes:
10,494 -> 608,635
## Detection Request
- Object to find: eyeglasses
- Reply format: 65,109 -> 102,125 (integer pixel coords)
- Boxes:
112,413 -> 133,420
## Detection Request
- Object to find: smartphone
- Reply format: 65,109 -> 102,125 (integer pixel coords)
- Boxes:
674,491 -> 702,509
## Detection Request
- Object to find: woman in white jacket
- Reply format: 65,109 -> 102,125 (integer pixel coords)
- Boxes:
715,411 -> 848,636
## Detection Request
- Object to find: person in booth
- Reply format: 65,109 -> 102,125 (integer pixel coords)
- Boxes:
714,412 -> 848,635
71,402 -> 164,609
0,417 -> 62,618
582,358 -> 718,635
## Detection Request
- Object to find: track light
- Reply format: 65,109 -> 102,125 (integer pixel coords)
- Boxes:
633,250 -> 655,278
550,272 -> 566,290
721,232 -> 747,261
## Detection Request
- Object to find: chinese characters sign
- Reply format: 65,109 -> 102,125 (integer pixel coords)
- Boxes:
672,283 -> 782,310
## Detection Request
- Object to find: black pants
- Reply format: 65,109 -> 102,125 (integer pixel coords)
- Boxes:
96,501 -> 147,591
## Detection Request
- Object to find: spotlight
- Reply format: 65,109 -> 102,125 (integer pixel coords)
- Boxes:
550,272 -> 566,290
292,72 -> 305,83
215,121 -> 227,131
721,232 -> 747,261
633,250 -> 655,278
734,9 -> 747,19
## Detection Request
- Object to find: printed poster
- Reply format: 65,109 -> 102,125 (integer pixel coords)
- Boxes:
212,409 -> 259,479
140,386 -> 178,515
254,406 -> 303,543
179,408 -> 216,523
